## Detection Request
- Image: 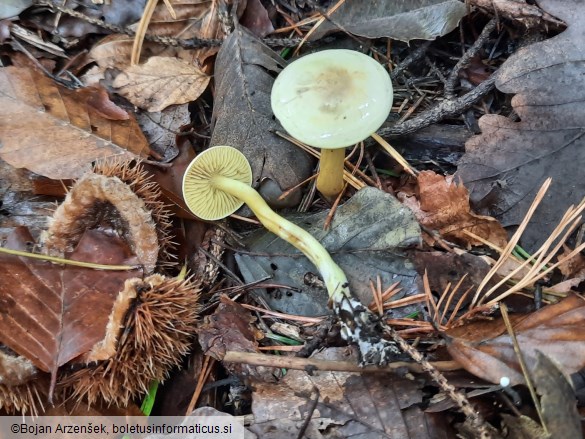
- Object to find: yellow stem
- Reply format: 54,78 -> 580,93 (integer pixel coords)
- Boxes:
212,175 -> 350,303
316,148 -> 346,201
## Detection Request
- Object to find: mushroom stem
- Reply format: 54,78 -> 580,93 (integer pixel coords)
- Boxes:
316,148 -> 346,200
211,175 -> 350,303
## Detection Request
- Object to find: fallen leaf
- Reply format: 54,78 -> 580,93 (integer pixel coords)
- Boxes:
197,296 -> 277,382
532,351 -> 581,438
445,294 -> 585,386
235,187 -> 421,316
240,0 -> 274,38
0,67 -> 151,180
557,245 -> 585,280
309,0 -> 467,42
136,104 -> 190,161
249,347 -> 434,439
211,25 -> 313,207
0,227 -> 140,384
113,57 -> 210,112
0,0 -> 33,20
76,86 -> 129,121
398,170 -> 507,249
456,0 -> 585,252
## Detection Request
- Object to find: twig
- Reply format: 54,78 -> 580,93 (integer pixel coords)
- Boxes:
34,0 -> 302,47
444,19 -> 497,99
296,387 -> 319,439
381,325 -> 500,438
222,350 -> 461,374
377,76 -> 496,138
467,0 -> 565,29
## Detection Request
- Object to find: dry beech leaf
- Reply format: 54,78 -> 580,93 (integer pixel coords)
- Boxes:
398,170 -> 507,249
445,295 -> 585,385
113,57 -> 210,112
0,227 -> 140,388
0,67 -> 151,180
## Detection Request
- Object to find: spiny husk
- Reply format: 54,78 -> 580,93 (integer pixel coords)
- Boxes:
93,159 -> 176,269
0,379 -> 48,416
44,159 -> 175,273
61,274 -> 200,407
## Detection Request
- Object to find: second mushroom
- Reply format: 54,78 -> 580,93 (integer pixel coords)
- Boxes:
271,49 -> 393,200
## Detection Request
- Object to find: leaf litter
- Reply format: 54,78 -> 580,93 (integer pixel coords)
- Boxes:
1,0 -> 585,436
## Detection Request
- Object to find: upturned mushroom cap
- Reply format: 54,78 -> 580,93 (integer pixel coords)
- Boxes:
182,146 -> 252,221
271,49 -> 393,149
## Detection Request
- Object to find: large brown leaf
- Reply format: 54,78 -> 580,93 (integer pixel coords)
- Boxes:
248,347 -> 437,438
456,0 -> 585,252
210,25 -> 313,207
0,228 -> 139,382
0,67 -> 151,180
445,295 -> 585,386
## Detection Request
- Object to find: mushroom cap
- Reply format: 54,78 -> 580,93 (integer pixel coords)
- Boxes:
271,49 -> 393,149
182,146 -> 252,221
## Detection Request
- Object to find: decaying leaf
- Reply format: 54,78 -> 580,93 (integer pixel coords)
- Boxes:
309,0 -> 467,42
198,296 -> 277,382
399,170 -> 507,249
249,347 -> 433,439
532,351 -> 581,438
445,294 -> 585,386
113,57 -> 210,112
0,67 -> 152,180
0,227 -> 140,387
456,0 -> 585,252
211,25 -> 313,207
235,187 -> 421,317
136,104 -> 190,161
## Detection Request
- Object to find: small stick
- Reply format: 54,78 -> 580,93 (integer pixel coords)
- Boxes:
445,19 -> 497,99
222,350 -> 461,374
0,246 -> 138,271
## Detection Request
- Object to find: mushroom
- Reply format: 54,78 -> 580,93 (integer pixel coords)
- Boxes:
271,49 -> 393,200
183,146 -> 398,365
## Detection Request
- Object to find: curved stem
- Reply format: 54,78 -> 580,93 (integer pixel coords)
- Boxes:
316,148 -> 346,201
211,175 -> 350,303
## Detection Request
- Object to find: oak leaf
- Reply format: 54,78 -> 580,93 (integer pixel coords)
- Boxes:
456,0 -> 585,252
0,67 -> 151,180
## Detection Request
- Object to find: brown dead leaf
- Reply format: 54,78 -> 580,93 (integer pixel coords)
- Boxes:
113,57 -> 210,112
398,171 -> 507,249
249,347 -> 435,439
445,294 -> 585,385
197,296 -> 277,382
0,227 -> 140,386
456,0 -> 585,253
76,86 -> 129,121
0,67 -> 151,180
240,0 -> 274,38
557,245 -> 585,279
